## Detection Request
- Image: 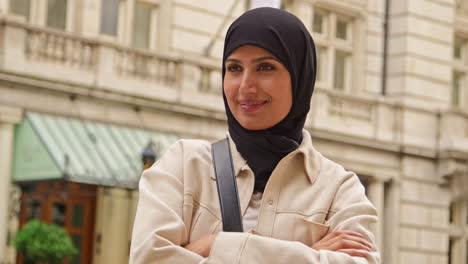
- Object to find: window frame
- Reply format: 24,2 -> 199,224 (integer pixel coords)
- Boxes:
449,199 -> 468,264
311,7 -> 356,92
137,0 -> 159,50
7,0 -> 32,21
110,0 -> 161,50
99,0 -> 122,37
356,174 -> 392,262
45,0 -> 71,31
452,33 -> 468,109
7,0 -> 75,32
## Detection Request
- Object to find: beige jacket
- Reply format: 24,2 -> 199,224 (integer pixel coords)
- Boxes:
130,130 -> 380,264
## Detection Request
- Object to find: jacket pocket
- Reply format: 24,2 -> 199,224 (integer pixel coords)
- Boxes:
293,217 -> 329,247
189,207 -> 221,243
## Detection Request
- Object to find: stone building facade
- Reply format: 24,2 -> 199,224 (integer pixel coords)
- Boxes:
0,0 -> 466,263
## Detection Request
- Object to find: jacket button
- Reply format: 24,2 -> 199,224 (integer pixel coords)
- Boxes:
268,200 -> 273,205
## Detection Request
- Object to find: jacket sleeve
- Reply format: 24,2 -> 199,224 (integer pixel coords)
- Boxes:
130,140 -> 380,264
129,140 -> 206,264
204,172 -> 380,264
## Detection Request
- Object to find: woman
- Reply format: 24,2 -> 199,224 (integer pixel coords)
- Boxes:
130,7 -> 380,264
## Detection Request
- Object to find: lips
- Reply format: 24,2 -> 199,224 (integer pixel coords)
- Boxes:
238,99 -> 268,112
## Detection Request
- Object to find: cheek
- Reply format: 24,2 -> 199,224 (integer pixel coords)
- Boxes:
273,78 -> 293,114
266,77 -> 292,103
223,77 -> 237,100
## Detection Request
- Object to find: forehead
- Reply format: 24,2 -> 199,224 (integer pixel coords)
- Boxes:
226,45 -> 276,60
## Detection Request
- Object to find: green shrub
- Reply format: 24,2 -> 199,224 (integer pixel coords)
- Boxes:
14,220 -> 78,264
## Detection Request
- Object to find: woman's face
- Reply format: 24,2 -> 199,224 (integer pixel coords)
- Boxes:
224,45 -> 292,130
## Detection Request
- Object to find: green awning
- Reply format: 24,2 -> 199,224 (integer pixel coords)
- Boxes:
13,112 -> 178,188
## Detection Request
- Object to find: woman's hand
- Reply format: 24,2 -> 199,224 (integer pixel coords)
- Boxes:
311,231 -> 372,257
184,234 -> 218,257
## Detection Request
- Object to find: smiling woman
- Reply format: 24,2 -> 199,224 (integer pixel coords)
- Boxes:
224,45 -> 292,130
130,7 -> 380,264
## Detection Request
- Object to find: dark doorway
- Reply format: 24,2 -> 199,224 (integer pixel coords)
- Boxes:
17,182 -> 97,264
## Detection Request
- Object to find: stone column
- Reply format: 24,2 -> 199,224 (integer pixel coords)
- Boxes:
367,178 -> 384,253
93,187 -> 133,264
0,106 -> 22,263
124,0 -> 134,46
31,0 -> 46,26
157,0 -> 172,51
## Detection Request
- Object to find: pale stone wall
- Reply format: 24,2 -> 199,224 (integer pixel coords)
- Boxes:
387,0 -> 454,108
93,187 -> 138,264
0,0 -> 467,263
0,106 -> 22,264
170,0 -> 245,59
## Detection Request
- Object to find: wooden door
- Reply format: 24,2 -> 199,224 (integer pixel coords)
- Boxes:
18,182 -> 97,264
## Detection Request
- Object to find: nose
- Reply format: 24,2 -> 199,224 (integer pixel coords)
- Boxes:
239,71 -> 257,93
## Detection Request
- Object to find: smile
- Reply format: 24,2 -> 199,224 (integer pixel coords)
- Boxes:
238,100 -> 268,112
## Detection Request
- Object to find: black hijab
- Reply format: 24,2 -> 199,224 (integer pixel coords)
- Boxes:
222,7 -> 317,192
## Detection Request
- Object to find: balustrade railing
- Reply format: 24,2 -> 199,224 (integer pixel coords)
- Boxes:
2,18 -> 407,146
114,49 -> 180,86
198,66 -> 222,93
25,28 -> 97,70
9,19 -> 224,94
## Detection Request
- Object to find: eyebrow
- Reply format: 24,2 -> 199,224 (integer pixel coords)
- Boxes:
225,56 -> 280,64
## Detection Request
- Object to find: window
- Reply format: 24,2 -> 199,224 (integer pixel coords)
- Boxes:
100,0 -> 121,36
357,175 -> 391,262
448,200 -> 468,264
26,199 -> 41,221
9,0 -> 31,20
46,0 -> 68,30
357,175 -> 369,196
336,18 -> 348,40
450,201 -> 456,223
51,202 -> 66,226
448,238 -> 453,264
316,46 -> 326,82
313,12 -> 324,34
312,9 -> 353,91
334,51 -> 348,90
100,0 -> 159,49
132,1 -> 157,49
9,0 -> 72,31
454,36 -> 465,60
453,35 -> 467,108
453,72 -> 463,106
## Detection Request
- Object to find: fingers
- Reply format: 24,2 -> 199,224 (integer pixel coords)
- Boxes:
317,230 -> 363,245
184,234 -> 218,257
337,249 -> 369,258
324,237 -> 371,252
322,232 -> 372,251
324,231 -> 365,241
311,230 -> 373,256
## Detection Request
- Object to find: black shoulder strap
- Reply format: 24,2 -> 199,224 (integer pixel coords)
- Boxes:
211,138 -> 244,232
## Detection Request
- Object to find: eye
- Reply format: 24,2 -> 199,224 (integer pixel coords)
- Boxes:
258,63 -> 276,71
226,64 -> 242,72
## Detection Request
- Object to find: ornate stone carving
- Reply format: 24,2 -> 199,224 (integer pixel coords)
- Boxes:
25,29 -> 97,70
114,50 -> 179,85
328,97 -> 373,122
8,185 -> 21,220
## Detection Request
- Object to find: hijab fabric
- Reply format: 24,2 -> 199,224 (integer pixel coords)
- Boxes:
222,7 -> 317,192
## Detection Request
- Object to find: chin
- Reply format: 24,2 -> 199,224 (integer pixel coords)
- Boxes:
239,121 -> 272,131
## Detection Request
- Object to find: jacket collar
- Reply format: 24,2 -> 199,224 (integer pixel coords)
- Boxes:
211,130 -> 320,184
228,133 -> 249,177
296,129 -> 320,184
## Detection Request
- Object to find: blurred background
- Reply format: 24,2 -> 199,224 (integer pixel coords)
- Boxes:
0,0 -> 467,263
